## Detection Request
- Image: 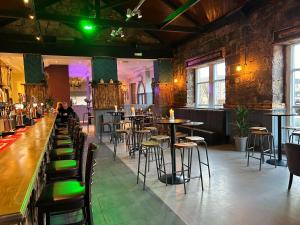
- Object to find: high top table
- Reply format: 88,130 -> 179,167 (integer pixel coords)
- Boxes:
158,119 -> 189,184
264,112 -> 297,166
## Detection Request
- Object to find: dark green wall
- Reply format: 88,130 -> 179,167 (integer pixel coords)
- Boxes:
23,54 -> 44,83
92,57 -> 118,82
153,59 -> 173,83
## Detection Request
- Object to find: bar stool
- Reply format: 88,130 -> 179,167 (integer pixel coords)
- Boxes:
289,130 -> 300,143
113,128 -> 129,160
174,142 -> 204,194
46,132 -> 87,183
246,127 -> 268,158
176,131 -> 188,142
247,130 -> 276,171
185,136 -> 211,177
36,143 -> 98,225
144,126 -> 158,135
137,140 -> 161,190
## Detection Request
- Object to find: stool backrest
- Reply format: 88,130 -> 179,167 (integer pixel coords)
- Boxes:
77,132 -> 87,181
285,143 -> 300,176
85,143 -> 98,224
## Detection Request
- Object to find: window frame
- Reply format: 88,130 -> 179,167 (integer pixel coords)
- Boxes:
195,60 -> 226,108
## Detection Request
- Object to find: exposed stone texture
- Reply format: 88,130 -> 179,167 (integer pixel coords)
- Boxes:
173,0 -> 300,109
186,69 -> 195,107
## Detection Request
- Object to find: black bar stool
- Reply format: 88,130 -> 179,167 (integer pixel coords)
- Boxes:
137,140 -> 161,190
247,130 -> 276,171
174,142 -> 204,194
185,136 -> 211,177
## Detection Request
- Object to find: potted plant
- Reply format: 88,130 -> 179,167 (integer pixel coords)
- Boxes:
234,106 -> 249,151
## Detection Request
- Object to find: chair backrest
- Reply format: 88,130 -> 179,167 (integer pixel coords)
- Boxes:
285,143 -> 300,176
77,132 -> 87,181
85,143 -> 98,210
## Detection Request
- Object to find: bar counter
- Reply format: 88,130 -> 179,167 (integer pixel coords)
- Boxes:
0,114 -> 56,224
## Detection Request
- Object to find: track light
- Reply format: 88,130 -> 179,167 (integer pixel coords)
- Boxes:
110,27 -> 125,38
126,8 -> 142,19
136,10 -> 142,19
36,36 -> 41,41
23,0 -> 29,4
29,14 -> 35,20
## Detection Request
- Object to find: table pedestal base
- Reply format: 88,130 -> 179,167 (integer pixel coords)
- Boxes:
159,174 -> 185,185
266,159 -> 287,167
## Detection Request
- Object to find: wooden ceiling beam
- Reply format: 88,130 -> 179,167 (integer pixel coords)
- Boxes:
100,0 -> 132,10
35,0 -> 62,10
160,0 -> 201,29
35,12 -> 201,33
0,10 -> 200,33
0,33 -> 173,58
161,0 -> 200,26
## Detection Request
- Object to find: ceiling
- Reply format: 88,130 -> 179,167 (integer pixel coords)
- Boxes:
0,0 -> 269,58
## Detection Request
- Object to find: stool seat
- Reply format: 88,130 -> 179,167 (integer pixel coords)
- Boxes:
55,134 -> 70,140
36,180 -> 85,207
56,129 -> 69,134
251,131 -> 272,136
142,141 -> 160,147
144,126 -> 157,131
249,127 -> 268,131
176,132 -> 188,138
115,129 -> 129,134
151,135 -> 170,141
175,142 -> 197,148
136,130 -> 151,134
186,136 -> 205,142
291,130 -> 300,136
47,160 -> 78,173
52,148 -> 75,158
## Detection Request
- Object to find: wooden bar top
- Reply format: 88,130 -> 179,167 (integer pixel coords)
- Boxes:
0,114 -> 56,223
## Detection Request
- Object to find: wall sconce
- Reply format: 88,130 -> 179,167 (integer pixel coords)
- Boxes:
236,65 -> 242,72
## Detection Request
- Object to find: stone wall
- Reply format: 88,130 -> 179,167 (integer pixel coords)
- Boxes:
173,0 -> 300,109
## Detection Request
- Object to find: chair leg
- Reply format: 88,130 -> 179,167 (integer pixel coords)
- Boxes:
288,173 -> 293,190
113,134 -> 117,161
272,136 -> 277,168
46,213 -> 50,225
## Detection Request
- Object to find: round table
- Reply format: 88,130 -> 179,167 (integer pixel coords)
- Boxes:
182,121 -> 204,136
264,112 -> 297,166
158,119 -> 189,184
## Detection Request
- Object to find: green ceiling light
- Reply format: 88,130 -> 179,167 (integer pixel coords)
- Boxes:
80,20 -> 95,33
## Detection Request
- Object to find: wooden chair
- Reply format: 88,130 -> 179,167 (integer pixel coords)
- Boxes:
285,143 -> 300,190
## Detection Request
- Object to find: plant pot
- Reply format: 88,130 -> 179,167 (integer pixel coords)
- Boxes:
234,136 -> 248,151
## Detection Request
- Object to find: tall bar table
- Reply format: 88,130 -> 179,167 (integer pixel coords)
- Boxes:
264,112 -> 297,166
158,119 -> 188,184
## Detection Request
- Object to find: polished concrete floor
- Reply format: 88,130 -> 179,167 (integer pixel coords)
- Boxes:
82,124 -> 300,225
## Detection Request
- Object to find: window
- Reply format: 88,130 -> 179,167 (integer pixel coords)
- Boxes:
290,44 -> 300,126
195,61 -> 226,108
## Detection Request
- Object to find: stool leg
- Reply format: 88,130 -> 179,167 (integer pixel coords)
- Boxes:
187,148 -> 191,179
203,141 -> 211,177
143,148 -> 148,190
153,146 -> 160,179
197,146 -> 204,191
259,136 -> 263,171
180,149 -> 186,194
137,146 -> 142,184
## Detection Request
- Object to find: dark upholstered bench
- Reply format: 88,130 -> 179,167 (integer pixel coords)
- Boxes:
175,108 -> 227,145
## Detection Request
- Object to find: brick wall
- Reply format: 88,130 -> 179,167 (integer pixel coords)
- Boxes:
173,0 -> 300,109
